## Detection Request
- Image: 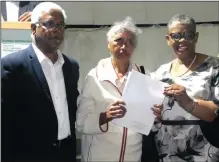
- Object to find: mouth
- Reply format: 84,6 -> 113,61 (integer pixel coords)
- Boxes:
120,50 -> 125,53
120,49 -> 128,54
177,44 -> 188,52
50,37 -> 63,44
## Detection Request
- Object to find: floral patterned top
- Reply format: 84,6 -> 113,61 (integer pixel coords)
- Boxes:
151,56 -> 219,162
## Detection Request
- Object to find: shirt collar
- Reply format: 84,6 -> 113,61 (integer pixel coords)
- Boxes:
32,43 -> 64,66
96,57 -> 139,85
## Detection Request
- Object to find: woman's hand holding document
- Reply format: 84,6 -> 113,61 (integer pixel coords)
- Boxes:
112,70 -> 168,135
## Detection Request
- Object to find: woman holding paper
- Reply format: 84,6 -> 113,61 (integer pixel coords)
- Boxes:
151,13 -> 219,162
76,17 -> 162,162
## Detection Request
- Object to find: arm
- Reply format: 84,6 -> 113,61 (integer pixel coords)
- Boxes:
18,1 -> 43,21
189,69 -> 219,122
163,70 -> 219,148
185,99 -> 218,122
76,72 -> 108,135
199,69 -> 219,148
164,84 -> 219,122
186,67 -> 219,122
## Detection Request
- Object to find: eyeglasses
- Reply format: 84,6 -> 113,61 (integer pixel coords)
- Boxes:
169,32 -> 196,41
36,20 -> 66,30
114,37 -> 135,47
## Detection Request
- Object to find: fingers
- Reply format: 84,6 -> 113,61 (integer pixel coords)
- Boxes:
151,104 -> 163,121
107,103 -> 127,119
153,104 -> 163,110
165,84 -> 184,91
110,105 -> 126,111
110,106 -> 126,115
108,110 -> 126,119
110,110 -> 126,119
18,12 -> 29,21
112,100 -> 126,106
151,106 -> 162,119
164,84 -> 185,96
18,12 -> 31,22
24,16 -> 31,22
164,89 -> 181,96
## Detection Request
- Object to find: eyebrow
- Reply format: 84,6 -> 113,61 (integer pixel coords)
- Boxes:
44,19 -> 65,23
114,38 -> 122,41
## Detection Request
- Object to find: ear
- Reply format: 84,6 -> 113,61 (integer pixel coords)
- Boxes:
194,32 -> 199,43
107,42 -> 111,50
31,24 -> 36,35
165,34 -> 171,46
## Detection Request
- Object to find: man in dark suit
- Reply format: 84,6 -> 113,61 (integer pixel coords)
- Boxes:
1,2 -> 79,162
1,1 -> 41,21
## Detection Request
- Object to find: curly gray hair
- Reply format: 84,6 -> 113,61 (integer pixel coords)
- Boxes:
107,16 -> 142,47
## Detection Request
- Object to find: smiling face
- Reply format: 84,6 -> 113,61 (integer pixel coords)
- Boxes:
108,30 -> 135,62
32,9 -> 65,53
166,22 -> 199,60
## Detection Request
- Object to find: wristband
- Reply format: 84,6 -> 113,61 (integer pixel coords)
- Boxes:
187,99 -> 198,113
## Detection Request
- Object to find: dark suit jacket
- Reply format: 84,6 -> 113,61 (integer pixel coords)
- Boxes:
1,45 -> 79,161
1,1 -> 41,21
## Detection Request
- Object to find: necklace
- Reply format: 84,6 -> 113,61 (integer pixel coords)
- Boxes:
172,54 -> 197,77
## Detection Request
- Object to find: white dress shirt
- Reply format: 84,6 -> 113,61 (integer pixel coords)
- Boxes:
6,1 -> 20,21
32,43 -> 71,140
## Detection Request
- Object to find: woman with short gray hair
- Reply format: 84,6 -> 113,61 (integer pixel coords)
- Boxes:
76,17 -> 162,161
151,13 -> 219,162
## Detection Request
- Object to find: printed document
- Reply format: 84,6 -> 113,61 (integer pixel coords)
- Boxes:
112,70 -> 167,135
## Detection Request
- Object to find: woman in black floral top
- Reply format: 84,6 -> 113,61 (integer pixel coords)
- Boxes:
151,13 -> 219,162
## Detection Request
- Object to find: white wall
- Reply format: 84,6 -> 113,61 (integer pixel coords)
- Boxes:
54,1 -> 219,91
55,2 -> 219,24
63,24 -> 219,140
61,25 -> 219,92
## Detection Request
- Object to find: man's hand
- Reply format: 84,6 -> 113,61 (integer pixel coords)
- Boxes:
18,12 -> 32,22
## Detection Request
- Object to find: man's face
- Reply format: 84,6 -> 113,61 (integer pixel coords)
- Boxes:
32,9 -> 65,52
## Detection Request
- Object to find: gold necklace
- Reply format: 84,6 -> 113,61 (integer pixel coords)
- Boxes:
172,54 -> 197,78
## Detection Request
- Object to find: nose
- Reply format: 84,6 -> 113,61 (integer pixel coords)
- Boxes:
178,37 -> 186,42
121,42 -> 127,49
52,27 -> 62,33
121,44 -> 125,48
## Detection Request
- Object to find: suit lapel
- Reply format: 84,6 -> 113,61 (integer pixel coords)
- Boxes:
28,45 -> 52,102
62,57 -> 75,124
